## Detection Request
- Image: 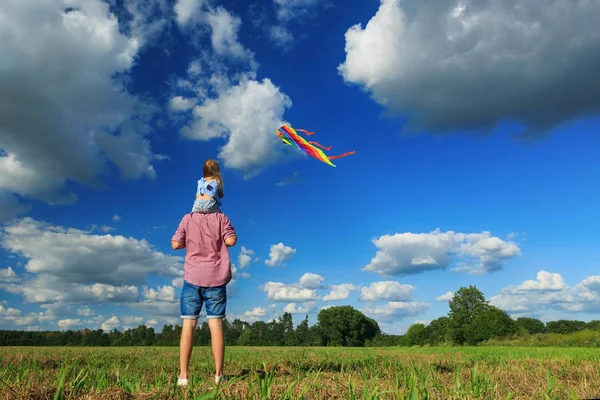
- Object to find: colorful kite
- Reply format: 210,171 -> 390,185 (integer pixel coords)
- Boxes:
276,124 -> 355,167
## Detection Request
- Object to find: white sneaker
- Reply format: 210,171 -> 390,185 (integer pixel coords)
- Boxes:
177,377 -> 189,386
215,374 -> 229,384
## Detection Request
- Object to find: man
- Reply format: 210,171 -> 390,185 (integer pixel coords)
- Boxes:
171,211 -> 237,386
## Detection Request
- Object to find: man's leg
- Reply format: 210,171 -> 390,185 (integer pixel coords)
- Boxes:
208,318 -> 224,377
179,280 -> 202,384
179,318 -> 197,379
202,284 -> 227,382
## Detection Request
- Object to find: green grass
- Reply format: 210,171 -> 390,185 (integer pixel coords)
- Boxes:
1,346 -> 599,399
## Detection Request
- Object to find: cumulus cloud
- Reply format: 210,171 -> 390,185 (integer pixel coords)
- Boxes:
238,246 -> 257,268
0,0 -> 162,206
262,282 -> 319,302
0,267 -> 19,283
359,281 -> 415,302
338,0 -> 600,138
490,271 -> 600,317
261,273 -> 323,302
363,229 -> 520,276
0,218 -> 183,287
180,76 -> 292,177
101,316 -> 121,331
171,1 -> 297,177
362,301 -> 430,322
265,242 -> 297,267
174,0 -> 206,27
283,301 -> 316,314
436,291 -> 455,302
298,273 -> 324,289
170,96 -> 197,112
322,284 -> 360,301
268,0 -> 329,50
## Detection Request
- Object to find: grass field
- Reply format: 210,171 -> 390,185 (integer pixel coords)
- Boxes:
1,346 -> 599,399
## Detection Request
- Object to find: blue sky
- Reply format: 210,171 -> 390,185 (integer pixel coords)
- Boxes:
0,0 -> 599,334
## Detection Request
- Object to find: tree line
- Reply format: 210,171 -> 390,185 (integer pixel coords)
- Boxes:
1,286 -> 598,347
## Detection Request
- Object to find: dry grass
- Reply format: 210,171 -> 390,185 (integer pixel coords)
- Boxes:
1,346 -> 599,399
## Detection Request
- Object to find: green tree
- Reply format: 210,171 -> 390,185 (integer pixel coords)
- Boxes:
317,306 -> 380,347
466,306 -> 517,345
405,323 -> 426,346
516,317 -> 545,334
423,317 -> 451,345
448,286 -> 490,344
546,320 -> 586,334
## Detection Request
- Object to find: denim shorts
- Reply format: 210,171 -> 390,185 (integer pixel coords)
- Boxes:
180,280 -> 227,319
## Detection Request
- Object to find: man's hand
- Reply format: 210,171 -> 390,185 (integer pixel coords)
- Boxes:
172,241 -> 184,250
224,235 -> 237,247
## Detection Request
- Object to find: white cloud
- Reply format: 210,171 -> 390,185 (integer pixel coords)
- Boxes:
180,76 -> 292,177
142,286 -> 177,303
262,282 -> 319,302
283,301 -> 316,314
76,307 -> 95,317
112,214 -> 121,222
436,291 -> 454,302
490,271 -> 600,317
502,271 -> 568,294
265,242 -> 296,267
0,0 -> 161,206
238,246 -> 257,268
0,305 -> 21,317
322,284 -> 359,301
362,301 -> 431,322
0,267 -> 19,283
0,218 -> 183,287
172,278 -> 184,287
363,229 -> 520,276
359,281 -> 415,302
101,315 -> 121,331
298,273 -> 324,289
206,7 -> 256,64
338,0 -> 600,138
170,96 -> 197,112
269,26 -> 294,50
174,0 -> 206,27
10,276 -> 140,305
123,316 -> 145,326
245,307 -> 267,318
57,319 -> 82,330
269,0 -> 328,50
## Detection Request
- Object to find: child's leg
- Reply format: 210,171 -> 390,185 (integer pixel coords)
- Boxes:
192,198 -> 219,213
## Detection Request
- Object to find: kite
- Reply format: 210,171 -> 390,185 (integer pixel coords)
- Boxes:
276,124 -> 355,167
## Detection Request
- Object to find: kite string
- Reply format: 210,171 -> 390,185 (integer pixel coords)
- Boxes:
308,141 -> 332,151
296,129 -> 315,136
328,151 -> 355,160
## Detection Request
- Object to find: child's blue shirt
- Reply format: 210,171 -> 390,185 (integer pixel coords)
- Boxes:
196,178 -> 222,205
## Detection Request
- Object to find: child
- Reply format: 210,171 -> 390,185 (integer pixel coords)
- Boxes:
192,159 -> 224,213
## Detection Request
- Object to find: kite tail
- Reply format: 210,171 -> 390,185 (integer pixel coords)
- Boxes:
308,141 -> 332,151
296,129 -> 315,136
328,151 -> 355,160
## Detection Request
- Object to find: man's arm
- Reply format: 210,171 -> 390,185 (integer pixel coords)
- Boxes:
171,215 -> 187,250
221,214 -> 237,247
225,235 -> 237,247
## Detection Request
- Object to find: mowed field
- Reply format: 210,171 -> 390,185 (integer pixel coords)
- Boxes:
1,346 -> 599,399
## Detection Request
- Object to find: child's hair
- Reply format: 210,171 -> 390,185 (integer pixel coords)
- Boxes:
203,159 -> 224,198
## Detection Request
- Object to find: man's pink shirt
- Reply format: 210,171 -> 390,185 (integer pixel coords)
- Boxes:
171,212 -> 236,287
